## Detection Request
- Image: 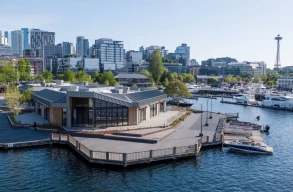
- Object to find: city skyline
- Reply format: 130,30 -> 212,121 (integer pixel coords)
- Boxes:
0,0 -> 292,68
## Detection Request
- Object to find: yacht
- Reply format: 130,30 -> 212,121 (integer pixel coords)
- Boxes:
261,94 -> 293,109
186,84 -> 201,94
166,98 -> 194,107
225,140 -> 273,154
234,94 -> 256,105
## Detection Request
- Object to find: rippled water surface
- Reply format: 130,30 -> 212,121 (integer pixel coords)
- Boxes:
1,98 -> 293,192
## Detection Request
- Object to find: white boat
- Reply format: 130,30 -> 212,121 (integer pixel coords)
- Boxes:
234,94 -> 256,105
225,140 -> 273,154
166,98 -> 194,107
186,84 -> 201,94
261,94 -> 293,109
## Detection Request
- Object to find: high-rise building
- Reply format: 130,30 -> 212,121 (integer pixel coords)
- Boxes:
175,43 -> 190,66
11,30 -> 24,57
144,46 -> 168,59
62,42 -> 72,56
4,31 -> 9,45
21,28 -> 30,49
0,30 -> 2,44
70,43 -> 75,55
83,39 -> 89,57
76,36 -> 90,57
30,29 -> 55,49
126,50 -> 143,62
94,38 -> 124,71
76,36 -> 84,57
44,45 -> 62,58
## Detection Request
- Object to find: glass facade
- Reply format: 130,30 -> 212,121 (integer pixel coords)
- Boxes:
72,98 -> 93,127
160,102 -> 165,113
150,104 -> 157,118
139,107 -> 146,123
44,106 -> 50,120
37,103 -> 41,116
95,99 -> 128,128
62,108 -> 67,126
71,97 -> 128,128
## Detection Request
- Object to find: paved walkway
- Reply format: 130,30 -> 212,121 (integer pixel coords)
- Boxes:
0,113 -> 50,143
14,113 -> 49,125
74,112 -> 225,153
69,110 -> 184,132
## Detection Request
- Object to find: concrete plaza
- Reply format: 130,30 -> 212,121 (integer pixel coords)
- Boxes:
0,113 -> 50,143
74,112 -> 225,153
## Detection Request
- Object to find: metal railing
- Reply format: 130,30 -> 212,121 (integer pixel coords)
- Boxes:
79,143 -> 91,157
51,133 -> 201,164
92,151 -> 107,160
126,151 -> 150,161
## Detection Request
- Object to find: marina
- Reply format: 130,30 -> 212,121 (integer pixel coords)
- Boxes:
0,97 -> 292,191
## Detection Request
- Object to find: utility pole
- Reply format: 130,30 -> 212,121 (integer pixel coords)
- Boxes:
205,98 -> 209,126
199,104 -> 203,137
209,95 -> 212,119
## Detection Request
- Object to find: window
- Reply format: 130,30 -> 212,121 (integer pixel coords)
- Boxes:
95,99 -> 128,128
62,108 -> 67,126
140,107 -> 146,123
150,103 -> 157,118
72,98 -> 93,128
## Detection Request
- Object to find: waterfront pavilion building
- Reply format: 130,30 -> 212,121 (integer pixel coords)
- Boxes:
24,85 -> 167,129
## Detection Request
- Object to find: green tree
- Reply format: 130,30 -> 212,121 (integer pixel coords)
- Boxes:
182,73 -> 195,83
159,68 -> 170,83
99,71 -> 118,85
104,79 -> 109,86
170,72 -> 178,81
149,49 -> 164,85
21,88 -> 33,108
64,69 -> 76,82
75,70 -> 90,83
0,61 -> 17,83
18,59 -> 31,81
163,77 -> 169,87
141,70 -> 153,80
5,85 -> 23,115
42,70 -> 53,83
164,80 -> 191,106
209,77 -> 218,84
35,74 -> 44,82
225,74 -> 233,83
235,75 -> 242,81
177,74 -> 183,81
253,76 -> 261,83
0,73 -> 5,84
57,74 -> 64,80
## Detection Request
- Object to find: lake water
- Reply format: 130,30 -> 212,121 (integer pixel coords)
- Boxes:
0,98 -> 293,192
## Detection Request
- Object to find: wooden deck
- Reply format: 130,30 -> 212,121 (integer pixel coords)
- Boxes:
51,133 -> 202,167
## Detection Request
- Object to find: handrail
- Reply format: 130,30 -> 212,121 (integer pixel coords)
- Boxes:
51,133 -> 201,164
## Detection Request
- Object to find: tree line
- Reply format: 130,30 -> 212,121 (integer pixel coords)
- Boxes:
141,49 -> 195,87
57,69 -> 118,85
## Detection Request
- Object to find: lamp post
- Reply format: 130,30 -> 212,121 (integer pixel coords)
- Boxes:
205,98 -> 209,126
209,95 -> 213,119
199,104 -> 203,137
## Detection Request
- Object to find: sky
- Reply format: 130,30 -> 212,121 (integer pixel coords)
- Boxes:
1,0 -> 292,68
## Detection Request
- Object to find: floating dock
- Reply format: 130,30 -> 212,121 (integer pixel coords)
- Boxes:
220,100 -> 293,112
